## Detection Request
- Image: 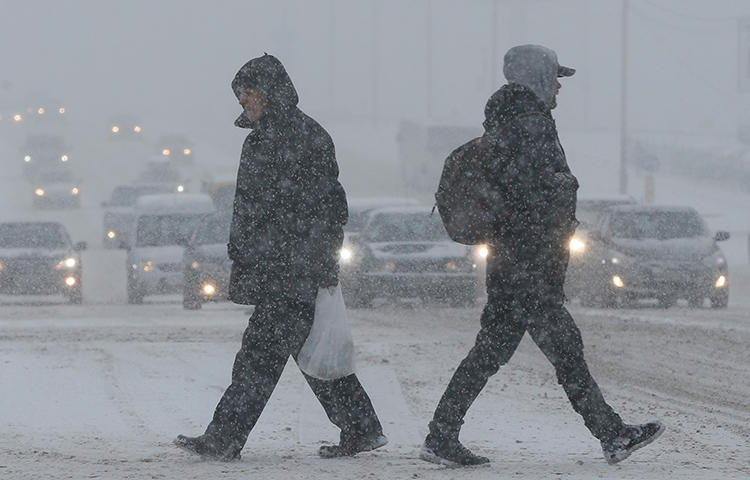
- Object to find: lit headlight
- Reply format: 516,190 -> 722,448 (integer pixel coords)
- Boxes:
64,276 -> 77,287
58,107 -> 65,114
202,283 -> 217,296
475,244 -> 489,259
107,231 -> 117,239
162,148 -> 170,156
24,155 -> 31,163
71,187 -> 79,195
0,261 -> 4,270
13,114 -> 22,122
38,107 -> 45,115
112,125 -> 120,133
612,275 -> 624,288
61,155 -> 69,162
176,185 -> 185,193
569,236 -> 586,253
133,125 -> 142,133
57,257 -> 77,269
142,261 -> 154,272
35,188 -> 45,197
715,275 -> 727,288
445,261 -> 458,271
183,148 -> 191,155
339,247 -> 353,263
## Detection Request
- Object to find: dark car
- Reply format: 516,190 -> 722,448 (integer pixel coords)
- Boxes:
339,206 -> 483,308
31,169 -> 82,209
101,184 -> 174,248
569,205 -> 729,308
182,213 -> 232,310
566,196 -> 637,297
0,221 -> 86,303
20,134 -> 71,180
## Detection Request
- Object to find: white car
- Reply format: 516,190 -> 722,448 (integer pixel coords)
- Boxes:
125,193 -> 215,304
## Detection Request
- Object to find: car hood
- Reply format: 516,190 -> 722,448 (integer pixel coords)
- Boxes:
610,237 -> 716,261
129,245 -> 184,264
368,241 -> 469,260
193,243 -> 230,263
0,247 -> 72,259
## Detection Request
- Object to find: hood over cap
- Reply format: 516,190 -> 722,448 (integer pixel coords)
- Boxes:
232,54 -> 299,128
502,44 -> 575,109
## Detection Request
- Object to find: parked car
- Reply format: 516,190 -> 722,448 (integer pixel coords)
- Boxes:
125,193 -> 215,304
568,205 -> 729,308
339,206 -> 483,307
182,213 -> 232,310
0,221 -> 85,303
32,169 -> 81,209
566,196 -> 637,296
101,184 -> 174,248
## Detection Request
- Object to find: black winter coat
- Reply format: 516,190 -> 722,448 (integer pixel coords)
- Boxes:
481,83 -> 579,299
227,56 -> 347,305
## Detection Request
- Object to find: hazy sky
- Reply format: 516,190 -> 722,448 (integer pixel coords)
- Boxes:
2,0 -> 750,159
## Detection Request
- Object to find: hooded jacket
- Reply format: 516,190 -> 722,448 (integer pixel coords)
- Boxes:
482,51 -> 579,253
227,54 -> 347,305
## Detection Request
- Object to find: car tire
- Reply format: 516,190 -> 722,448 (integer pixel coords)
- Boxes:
68,288 -> 83,304
127,279 -> 144,304
710,292 -> 728,309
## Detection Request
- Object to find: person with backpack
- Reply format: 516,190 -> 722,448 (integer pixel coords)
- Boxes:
422,44 -> 664,467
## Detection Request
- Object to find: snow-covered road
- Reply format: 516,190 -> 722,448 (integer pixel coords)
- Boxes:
1,292 -> 748,480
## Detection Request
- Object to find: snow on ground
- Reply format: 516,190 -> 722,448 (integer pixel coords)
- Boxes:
0,295 -> 748,480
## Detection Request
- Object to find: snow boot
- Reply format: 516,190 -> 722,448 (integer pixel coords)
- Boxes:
419,433 -> 490,467
318,431 -> 388,458
601,421 -> 665,464
173,434 -> 242,461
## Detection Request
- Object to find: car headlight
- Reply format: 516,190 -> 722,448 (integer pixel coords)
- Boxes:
24,155 -> 31,163
474,244 -> 489,259
0,261 -> 4,270
57,257 -> 77,269
61,155 -> 69,162
142,260 -> 154,272
176,184 -> 185,193
715,275 -> 727,288
71,187 -> 79,195
107,230 -> 117,239
133,125 -> 142,133
35,188 -> 45,197
202,282 -> 217,296
608,250 -> 631,266
569,236 -> 586,254
112,125 -> 120,133
339,247 -> 353,263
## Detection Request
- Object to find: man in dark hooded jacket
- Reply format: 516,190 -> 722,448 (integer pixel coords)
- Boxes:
175,54 -> 386,460
420,45 -> 664,467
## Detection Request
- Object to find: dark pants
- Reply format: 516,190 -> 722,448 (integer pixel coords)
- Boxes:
206,296 -> 382,450
430,241 -> 624,442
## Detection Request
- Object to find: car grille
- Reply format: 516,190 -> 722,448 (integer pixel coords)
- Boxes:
157,263 -> 182,273
381,258 -> 470,273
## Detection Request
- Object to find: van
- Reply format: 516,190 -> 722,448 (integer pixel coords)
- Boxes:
125,193 -> 215,303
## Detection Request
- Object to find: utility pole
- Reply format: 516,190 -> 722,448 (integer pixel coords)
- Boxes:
619,0 -> 630,195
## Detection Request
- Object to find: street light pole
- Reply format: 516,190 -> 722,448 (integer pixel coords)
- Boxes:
619,0 -> 630,195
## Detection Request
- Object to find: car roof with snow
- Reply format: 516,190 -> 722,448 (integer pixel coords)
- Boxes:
349,197 -> 420,212
135,193 -> 215,215
607,204 -> 698,215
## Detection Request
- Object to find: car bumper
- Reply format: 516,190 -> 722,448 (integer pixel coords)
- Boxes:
343,271 -> 478,297
132,271 -> 183,294
0,271 -> 81,295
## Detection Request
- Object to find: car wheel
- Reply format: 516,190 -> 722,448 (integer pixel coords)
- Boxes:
710,292 -> 728,309
68,288 -> 83,304
127,279 -> 144,304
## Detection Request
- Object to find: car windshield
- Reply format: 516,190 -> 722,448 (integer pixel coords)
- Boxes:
609,211 -> 707,240
136,214 -> 203,247
193,216 -> 231,245
366,212 -> 449,242
110,185 -> 170,206
0,223 -> 68,249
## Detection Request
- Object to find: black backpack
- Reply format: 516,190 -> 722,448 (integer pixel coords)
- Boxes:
434,136 -> 505,245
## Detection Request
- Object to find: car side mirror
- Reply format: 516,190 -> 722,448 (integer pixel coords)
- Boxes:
74,241 -> 88,251
714,231 -> 730,242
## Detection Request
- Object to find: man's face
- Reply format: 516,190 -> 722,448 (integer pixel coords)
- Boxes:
238,88 -> 266,122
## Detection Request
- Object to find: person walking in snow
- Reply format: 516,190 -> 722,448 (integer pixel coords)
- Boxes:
175,53 -> 386,461
420,44 -> 664,467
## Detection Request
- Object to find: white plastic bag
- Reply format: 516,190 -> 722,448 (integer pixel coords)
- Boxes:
297,284 -> 356,380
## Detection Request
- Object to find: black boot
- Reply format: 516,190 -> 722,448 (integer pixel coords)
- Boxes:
419,432 -> 489,467
601,421 -> 665,464
173,434 -> 242,461
318,430 -> 388,458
